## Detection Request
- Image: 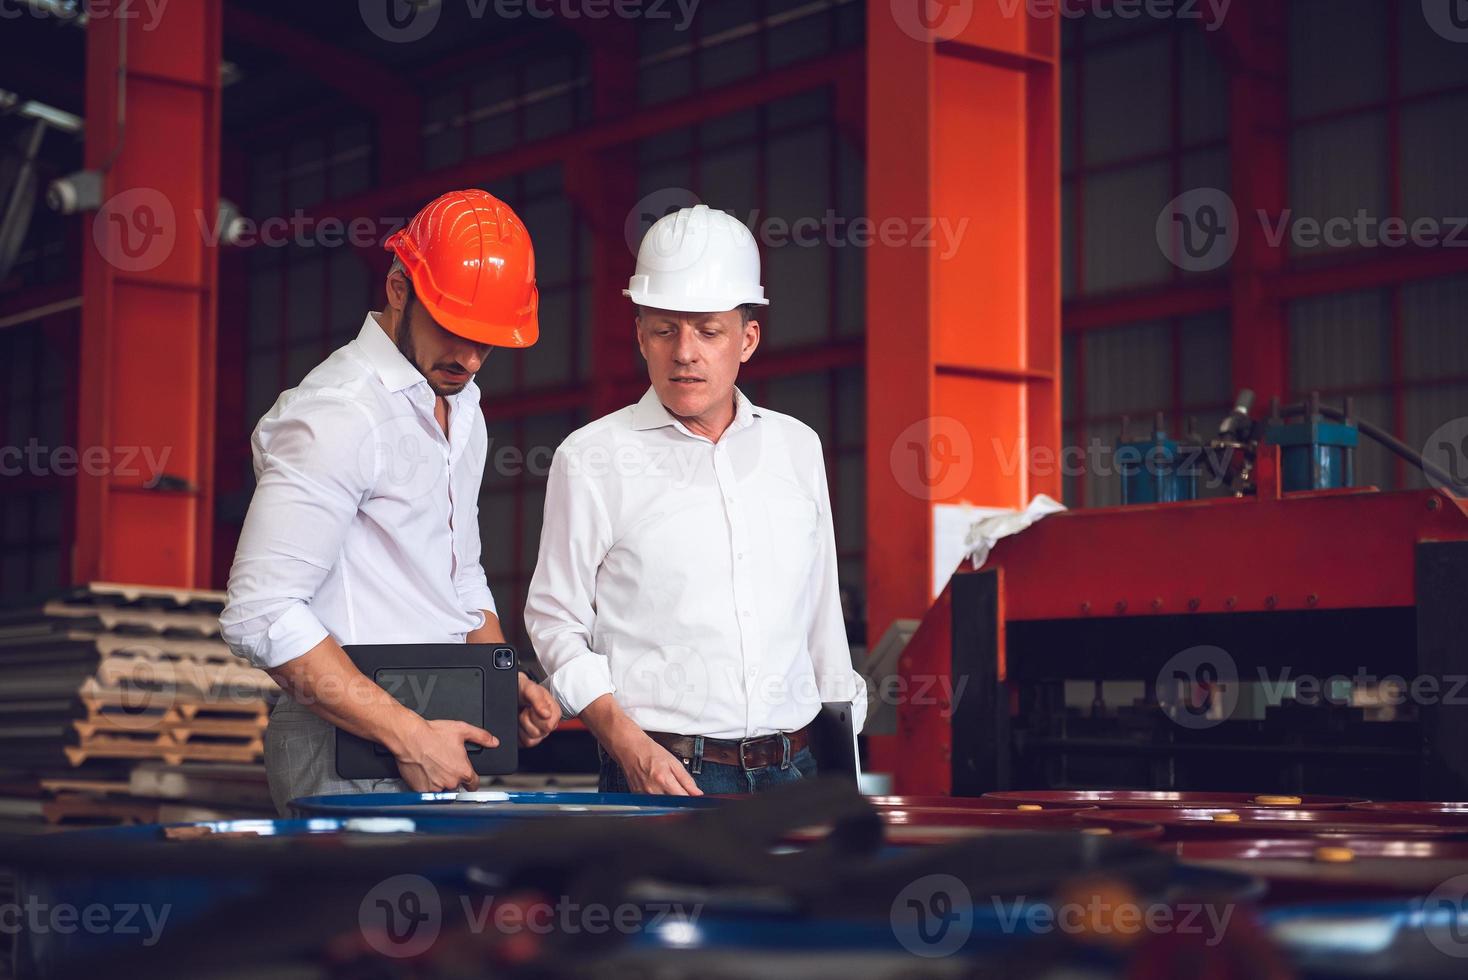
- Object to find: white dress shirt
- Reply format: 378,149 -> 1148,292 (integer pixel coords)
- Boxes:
220,314 -> 496,669
525,386 -> 866,740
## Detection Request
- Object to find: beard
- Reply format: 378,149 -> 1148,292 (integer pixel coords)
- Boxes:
397,295 -> 471,397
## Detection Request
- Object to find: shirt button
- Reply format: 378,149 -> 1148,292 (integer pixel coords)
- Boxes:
747,668 -> 756,679
741,610 -> 750,618
736,552 -> 744,560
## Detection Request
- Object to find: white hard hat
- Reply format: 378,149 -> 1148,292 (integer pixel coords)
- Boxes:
624,204 -> 768,313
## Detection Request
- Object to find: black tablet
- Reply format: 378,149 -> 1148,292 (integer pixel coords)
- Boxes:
335,643 -> 519,780
809,701 -> 861,783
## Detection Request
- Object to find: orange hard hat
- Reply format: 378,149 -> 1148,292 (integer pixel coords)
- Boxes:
384,189 -> 539,347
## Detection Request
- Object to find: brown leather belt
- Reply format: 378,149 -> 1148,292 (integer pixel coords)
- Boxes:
646,725 -> 811,772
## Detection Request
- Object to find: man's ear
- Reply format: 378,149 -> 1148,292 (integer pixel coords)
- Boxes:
740,319 -> 760,363
386,272 -> 410,313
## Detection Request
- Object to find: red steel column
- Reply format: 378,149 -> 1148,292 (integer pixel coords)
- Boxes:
1227,0 -> 1289,404
866,5 -> 1062,649
75,1 -> 221,587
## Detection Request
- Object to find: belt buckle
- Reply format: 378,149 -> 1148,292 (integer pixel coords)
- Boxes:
738,738 -> 756,771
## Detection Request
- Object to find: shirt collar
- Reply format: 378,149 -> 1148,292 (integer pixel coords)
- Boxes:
356,313 -> 426,394
630,385 -> 762,435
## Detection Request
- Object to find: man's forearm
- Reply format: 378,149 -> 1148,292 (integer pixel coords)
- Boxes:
466,609 -> 505,644
578,693 -> 645,761
265,636 -> 422,754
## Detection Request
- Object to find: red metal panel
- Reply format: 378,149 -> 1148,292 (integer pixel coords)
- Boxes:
990,487 -> 1468,621
75,1 -> 220,588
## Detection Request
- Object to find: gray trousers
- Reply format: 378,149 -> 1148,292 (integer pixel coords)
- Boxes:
263,696 -> 407,816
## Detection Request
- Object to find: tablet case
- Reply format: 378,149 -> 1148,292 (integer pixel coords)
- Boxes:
335,643 -> 519,780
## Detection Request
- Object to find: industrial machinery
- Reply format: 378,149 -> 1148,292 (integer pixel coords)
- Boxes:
895,396 -> 1468,802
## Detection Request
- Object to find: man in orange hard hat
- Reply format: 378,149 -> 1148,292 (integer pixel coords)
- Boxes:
222,189 -> 560,813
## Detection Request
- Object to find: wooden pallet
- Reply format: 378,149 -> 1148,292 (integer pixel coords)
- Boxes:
41,792 -> 161,826
65,734 -> 263,767
73,716 -> 266,742
73,581 -> 227,613
93,656 -> 276,696
78,677 -> 270,720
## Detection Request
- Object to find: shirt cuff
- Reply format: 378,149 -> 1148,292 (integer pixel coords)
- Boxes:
254,602 -> 330,670
547,653 -> 616,718
457,585 -> 497,623
850,674 -> 869,734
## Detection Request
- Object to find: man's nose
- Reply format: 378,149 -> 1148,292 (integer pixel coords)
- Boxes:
459,345 -> 491,373
673,328 -> 698,362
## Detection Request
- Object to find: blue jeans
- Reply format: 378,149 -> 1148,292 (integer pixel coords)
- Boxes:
598,740 -> 817,794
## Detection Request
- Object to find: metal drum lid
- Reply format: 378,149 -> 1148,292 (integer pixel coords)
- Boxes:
290,789 -> 725,817
983,790 -> 1366,809
1177,837 -> 1468,862
788,807 -> 1162,845
1084,807 -> 1468,840
1349,801 -> 1468,815
867,795 -> 1097,812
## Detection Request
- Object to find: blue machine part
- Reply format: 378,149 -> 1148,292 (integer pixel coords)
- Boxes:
1262,899 -> 1468,978
1265,416 -> 1359,492
290,789 -> 726,817
1117,431 -> 1201,505
13,816 -> 507,976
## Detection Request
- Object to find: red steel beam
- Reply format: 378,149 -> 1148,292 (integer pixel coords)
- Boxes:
867,4 -> 1062,647
1224,0 -> 1288,404
306,49 -> 861,224
75,1 -> 221,587
222,4 -> 421,183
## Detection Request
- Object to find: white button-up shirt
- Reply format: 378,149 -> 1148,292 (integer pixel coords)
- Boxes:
220,314 -> 496,669
525,386 -> 866,739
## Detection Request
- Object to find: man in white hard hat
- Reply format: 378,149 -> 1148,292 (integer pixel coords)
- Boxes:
525,204 -> 866,795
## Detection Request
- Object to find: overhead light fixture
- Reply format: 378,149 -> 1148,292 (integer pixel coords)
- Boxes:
0,90 -> 83,134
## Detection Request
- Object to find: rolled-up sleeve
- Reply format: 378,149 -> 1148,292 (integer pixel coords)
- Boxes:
524,443 -> 615,716
220,394 -> 376,670
807,440 -> 869,733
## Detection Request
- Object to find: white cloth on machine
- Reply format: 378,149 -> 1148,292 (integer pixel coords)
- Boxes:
962,494 -> 1067,570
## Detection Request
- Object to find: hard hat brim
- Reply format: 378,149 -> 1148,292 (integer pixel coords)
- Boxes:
623,287 -> 770,314
418,290 -> 540,348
